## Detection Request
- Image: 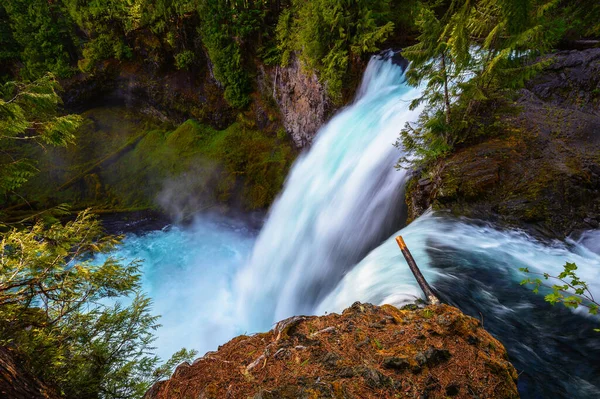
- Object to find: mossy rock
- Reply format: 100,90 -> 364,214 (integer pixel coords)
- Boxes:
144,303 -> 519,399
12,106 -> 297,216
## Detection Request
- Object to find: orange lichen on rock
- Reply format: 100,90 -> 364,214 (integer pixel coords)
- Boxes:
145,303 -> 519,399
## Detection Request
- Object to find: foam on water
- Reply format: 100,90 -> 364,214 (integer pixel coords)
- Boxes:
95,216 -> 256,359
317,212 -> 600,397
318,212 -> 600,314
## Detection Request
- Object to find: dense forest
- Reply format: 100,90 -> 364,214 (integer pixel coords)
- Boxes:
0,0 -> 599,398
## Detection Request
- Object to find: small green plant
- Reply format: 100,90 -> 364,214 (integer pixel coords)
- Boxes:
422,308 -> 434,319
520,262 -> 599,331
373,338 -> 383,349
174,50 -> 195,70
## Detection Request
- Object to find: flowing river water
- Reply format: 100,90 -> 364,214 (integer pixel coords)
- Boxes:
100,53 -> 600,398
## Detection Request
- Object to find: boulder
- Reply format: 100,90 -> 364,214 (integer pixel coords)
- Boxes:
145,303 -> 519,399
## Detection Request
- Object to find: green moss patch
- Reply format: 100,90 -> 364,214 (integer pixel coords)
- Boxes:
16,107 -> 296,214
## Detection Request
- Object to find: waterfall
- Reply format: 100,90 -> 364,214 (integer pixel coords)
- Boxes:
99,50 -> 600,398
227,52 -> 600,397
234,53 -> 422,330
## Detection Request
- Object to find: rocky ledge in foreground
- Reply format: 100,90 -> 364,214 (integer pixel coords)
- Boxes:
145,303 -> 518,399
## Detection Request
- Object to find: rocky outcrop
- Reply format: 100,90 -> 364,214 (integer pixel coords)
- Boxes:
407,48 -> 600,238
63,53 -> 335,150
0,347 -> 59,399
271,56 -> 332,148
62,59 -> 236,131
529,48 -> 600,116
145,302 -> 519,399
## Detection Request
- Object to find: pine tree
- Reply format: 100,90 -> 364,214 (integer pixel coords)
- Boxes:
0,74 -> 83,199
397,1 -> 468,163
398,0 -> 566,166
0,211 -> 197,398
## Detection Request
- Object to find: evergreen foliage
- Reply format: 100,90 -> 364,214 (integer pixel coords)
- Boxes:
0,0 -> 596,108
276,0 -> 395,103
136,0 -> 197,35
62,0 -> 135,73
174,50 -> 196,70
0,211 -> 197,398
0,7 -> 19,79
2,0 -> 76,79
197,0 -> 273,108
397,0 -> 576,166
560,0 -> 600,38
0,74 -> 82,197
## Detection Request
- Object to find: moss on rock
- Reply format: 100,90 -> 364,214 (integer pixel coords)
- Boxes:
405,49 -> 600,238
14,106 -> 296,216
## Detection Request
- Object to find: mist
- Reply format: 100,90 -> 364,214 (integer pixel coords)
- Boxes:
98,214 -> 258,360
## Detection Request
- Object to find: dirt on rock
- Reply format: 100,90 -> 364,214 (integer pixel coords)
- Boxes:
145,302 -> 519,399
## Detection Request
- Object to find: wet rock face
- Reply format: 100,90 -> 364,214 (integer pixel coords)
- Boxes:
61,59 -> 236,131
406,48 -> 600,239
63,53 -> 334,149
144,303 -> 519,399
529,48 -> 600,116
271,56 -> 332,148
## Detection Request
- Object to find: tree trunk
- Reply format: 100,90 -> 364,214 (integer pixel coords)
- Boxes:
441,52 -> 451,125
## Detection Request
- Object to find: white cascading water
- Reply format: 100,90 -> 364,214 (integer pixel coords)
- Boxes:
234,53 -> 422,330
93,216 -> 257,359
316,212 -> 600,398
317,211 -> 600,314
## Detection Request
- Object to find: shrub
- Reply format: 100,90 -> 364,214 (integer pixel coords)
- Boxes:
174,50 -> 195,70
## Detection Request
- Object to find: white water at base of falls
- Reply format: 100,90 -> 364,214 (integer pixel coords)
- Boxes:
93,216 -> 257,359
104,210 -> 600,397
99,53 -> 600,398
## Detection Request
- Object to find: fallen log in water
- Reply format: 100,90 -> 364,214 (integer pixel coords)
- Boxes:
395,236 -> 440,305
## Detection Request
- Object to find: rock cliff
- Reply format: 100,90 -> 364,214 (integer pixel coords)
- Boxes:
407,48 -> 600,238
270,56 -> 332,148
63,53 -> 336,150
145,303 -> 518,399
